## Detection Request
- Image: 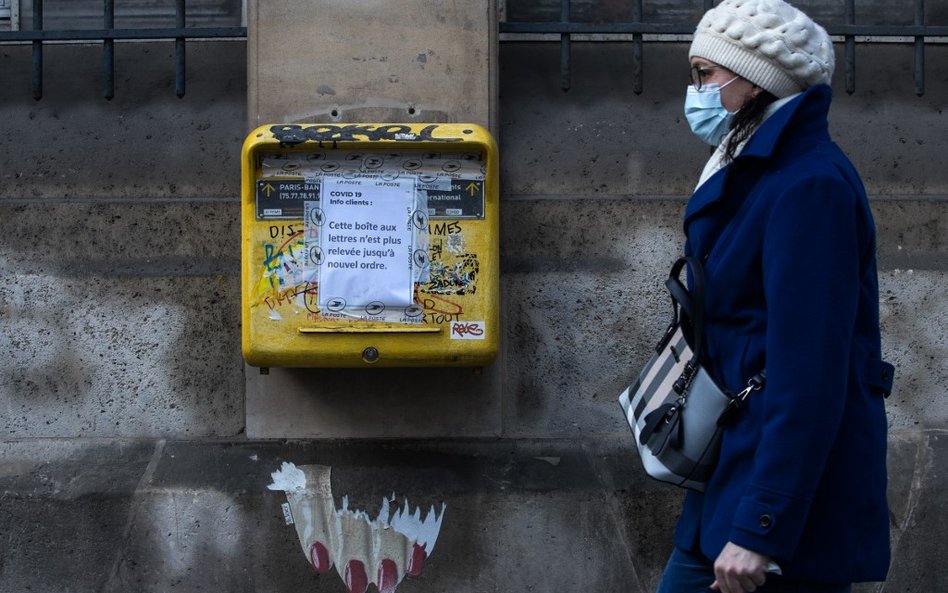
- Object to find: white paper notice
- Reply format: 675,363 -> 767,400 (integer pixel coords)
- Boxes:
318,176 -> 415,311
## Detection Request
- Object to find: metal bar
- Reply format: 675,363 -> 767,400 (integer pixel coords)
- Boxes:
845,0 -> 855,94
915,0 -> 925,95
0,27 -> 247,41
6,22 -> 946,42
103,0 -> 114,100
498,22 -> 948,36
175,0 -> 186,97
560,0 -> 570,91
31,0 -> 42,99
501,22 -> 695,35
11,0 -> 21,32
632,0 -> 642,94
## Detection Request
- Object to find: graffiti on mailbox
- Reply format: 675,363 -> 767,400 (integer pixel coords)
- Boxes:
251,149 -> 485,326
427,254 -> 479,296
426,219 -> 479,296
269,123 -> 463,145
254,243 -> 477,318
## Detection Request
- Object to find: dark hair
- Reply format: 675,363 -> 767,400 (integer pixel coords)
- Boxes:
724,90 -> 778,163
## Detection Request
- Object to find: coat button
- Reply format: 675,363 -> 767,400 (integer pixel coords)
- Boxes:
759,514 -> 773,529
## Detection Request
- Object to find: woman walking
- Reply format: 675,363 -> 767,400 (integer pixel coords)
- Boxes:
656,1 -> 894,592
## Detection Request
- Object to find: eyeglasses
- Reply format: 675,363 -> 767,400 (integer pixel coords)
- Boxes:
690,64 -> 723,91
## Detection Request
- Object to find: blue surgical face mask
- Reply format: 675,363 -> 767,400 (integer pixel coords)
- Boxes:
684,76 -> 738,146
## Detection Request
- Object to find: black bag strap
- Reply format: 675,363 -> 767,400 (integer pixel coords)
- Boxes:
666,256 -> 707,361
664,256 -> 766,401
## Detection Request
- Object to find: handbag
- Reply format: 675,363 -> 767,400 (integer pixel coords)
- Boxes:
617,256 -> 765,492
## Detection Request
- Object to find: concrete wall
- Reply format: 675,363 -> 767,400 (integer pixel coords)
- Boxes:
243,0 -> 501,438
1,12 -> 946,593
247,0 -> 497,130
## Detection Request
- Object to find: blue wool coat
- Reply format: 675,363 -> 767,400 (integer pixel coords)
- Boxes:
673,84 -> 893,583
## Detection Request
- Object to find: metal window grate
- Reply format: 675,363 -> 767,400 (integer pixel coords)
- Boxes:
0,0 -> 246,99
500,0 -> 946,96
3,1 -> 943,99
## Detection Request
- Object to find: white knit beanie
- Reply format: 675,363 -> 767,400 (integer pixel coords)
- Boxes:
689,0 -> 835,98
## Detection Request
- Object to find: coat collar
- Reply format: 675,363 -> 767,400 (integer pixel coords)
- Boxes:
684,84 -> 834,226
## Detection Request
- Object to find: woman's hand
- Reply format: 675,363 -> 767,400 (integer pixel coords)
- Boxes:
710,542 -> 770,593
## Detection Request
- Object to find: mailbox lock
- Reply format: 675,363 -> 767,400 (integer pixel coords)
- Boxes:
362,347 -> 380,364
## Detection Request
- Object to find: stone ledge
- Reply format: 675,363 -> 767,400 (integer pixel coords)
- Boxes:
0,434 -> 943,592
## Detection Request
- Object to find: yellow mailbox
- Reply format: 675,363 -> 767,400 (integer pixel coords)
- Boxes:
241,123 -> 499,367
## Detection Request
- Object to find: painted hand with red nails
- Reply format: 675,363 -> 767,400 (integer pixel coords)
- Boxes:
268,462 -> 446,593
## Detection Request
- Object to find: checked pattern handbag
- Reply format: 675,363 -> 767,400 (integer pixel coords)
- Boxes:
618,256 -> 765,492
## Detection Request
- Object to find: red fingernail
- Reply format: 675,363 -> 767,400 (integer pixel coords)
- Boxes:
407,543 -> 427,576
344,560 -> 368,593
377,558 -> 399,593
309,541 -> 330,573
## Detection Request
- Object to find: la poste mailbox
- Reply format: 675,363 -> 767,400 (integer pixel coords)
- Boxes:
241,123 -> 499,367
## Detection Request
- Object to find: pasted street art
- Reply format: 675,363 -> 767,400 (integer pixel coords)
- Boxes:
268,463 -> 446,593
